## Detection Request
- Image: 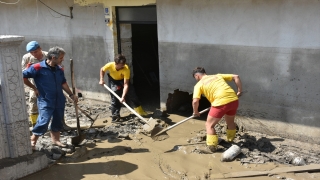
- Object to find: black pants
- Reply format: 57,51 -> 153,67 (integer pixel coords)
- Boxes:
107,74 -> 141,117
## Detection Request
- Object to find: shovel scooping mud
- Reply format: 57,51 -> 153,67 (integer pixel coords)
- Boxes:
70,59 -> 85,145
103,84 -> 157,133
151,107 -> 210,140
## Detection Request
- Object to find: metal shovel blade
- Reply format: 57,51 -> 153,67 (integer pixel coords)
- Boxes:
103,84 -> 157,131
142,117 -> 157,132
71,133 -> 85,145
150,125 -> 169,141
71,113 -> 85,145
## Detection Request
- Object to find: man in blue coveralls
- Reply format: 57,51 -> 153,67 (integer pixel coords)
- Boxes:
23,46 -> 78,149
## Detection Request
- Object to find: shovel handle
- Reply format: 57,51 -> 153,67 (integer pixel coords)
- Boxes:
103,84 -> 149,124
168,107 -> 210,130
64,93 -> 95,122
153,107 -> 210,136
70,59 -> 81,135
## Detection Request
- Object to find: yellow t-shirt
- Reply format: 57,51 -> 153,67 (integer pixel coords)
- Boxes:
101,62 -> 130,80
193,74 -> 238,107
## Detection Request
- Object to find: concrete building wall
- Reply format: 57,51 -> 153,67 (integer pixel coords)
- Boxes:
0,0 -> 108,100
0,0 -> 156,102
157,0 -> 320,143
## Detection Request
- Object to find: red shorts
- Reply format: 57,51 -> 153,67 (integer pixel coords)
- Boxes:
208,100 -> 239,118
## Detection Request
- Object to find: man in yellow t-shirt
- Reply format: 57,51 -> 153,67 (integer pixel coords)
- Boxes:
192,67 -> 243,152
99,54 -> 148,122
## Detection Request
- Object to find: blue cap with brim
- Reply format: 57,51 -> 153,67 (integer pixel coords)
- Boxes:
26,41 -> 39,52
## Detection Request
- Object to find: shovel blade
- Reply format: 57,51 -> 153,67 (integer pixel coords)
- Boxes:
150,126 -> 164,137
142,117 -> 157,132
71,133 -> 85,145
150,126 -> 169,141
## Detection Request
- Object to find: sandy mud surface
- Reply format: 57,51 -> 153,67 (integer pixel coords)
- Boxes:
21,94 -> 320,180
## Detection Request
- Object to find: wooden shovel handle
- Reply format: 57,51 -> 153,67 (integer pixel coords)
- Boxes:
64,93 -> 95,122
153,107 -> 210,137
70,59 -> 76,94
103,84 -> 150,125
70,59 -> 81,135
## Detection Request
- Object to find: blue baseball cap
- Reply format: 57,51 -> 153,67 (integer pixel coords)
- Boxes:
26,41 -> 40,52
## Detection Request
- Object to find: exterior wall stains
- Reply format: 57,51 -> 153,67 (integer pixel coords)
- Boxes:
119,24 -> 134,83
0,0 -> 156,102
159,42 -> 320,143
157,0 -> 320,144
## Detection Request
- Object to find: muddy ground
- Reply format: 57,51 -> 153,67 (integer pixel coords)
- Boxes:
21,91 -> 320,180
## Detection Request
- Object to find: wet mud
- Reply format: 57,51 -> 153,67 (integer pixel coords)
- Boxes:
22,94 -> 320,180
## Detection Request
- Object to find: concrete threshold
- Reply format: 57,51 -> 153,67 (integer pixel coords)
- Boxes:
0,152 -> 52,180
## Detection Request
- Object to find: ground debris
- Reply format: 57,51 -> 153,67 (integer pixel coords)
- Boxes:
184,121 -> 320,166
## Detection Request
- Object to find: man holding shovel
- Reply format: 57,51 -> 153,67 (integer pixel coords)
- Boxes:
192,67 -> 243,152
23,46 -> 78,150
99,54 -> 148,122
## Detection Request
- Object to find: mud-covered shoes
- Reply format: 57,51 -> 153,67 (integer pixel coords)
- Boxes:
112,115 -> 120,122
206,134 -> 219,152
226,129 -> 237,142
207,145 -> 217,152
29,114 -> 38,127
134,106 -> 148,117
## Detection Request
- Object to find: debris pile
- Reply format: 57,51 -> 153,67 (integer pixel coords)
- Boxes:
25,92 -> 320,167
185,122 -> 320,166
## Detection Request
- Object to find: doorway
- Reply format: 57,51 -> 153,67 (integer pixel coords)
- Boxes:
116,6 -> 159,109
131,24 -> 159,107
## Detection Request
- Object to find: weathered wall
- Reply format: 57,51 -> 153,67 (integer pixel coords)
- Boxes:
157,0 -> 320,143
0,0 -> 109,100
0,0 -> 156,102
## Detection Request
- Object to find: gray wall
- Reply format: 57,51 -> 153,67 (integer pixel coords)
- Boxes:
157,0 -> 320,143
0,0 -> 111,101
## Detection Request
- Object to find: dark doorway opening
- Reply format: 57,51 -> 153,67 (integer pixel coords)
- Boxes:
131,24 -> 160,109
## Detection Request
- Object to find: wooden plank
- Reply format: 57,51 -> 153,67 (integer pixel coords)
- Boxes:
212,164 -> 320,179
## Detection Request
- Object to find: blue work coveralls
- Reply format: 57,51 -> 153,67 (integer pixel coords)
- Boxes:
23,60 -> 66,135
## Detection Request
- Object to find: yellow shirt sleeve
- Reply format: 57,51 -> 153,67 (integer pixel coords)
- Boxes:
193,82 -> 203,99
101,62 -> 112,72
217,73 -> 233,81
101,62 -> 130,80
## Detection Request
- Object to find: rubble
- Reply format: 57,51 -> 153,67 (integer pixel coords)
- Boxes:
185,122 -> 320,166
25,92 -> 320,167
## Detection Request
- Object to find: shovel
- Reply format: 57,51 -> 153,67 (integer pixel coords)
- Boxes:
70,59 -> 85,145
151,107 -> 210,138
103,84 -> 157,132
64,93 -> 96,122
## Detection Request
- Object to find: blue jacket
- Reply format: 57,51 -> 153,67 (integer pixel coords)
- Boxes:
23,60 -> 66,108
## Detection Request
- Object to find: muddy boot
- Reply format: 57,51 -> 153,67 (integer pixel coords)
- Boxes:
134,106 -> 148,117
206,134 -> 219,152
30,134 -> 39,151
29,114 -> 38,127
51,131 -> 67,148
226,129 -> 236,142
112,115 -> 120,122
